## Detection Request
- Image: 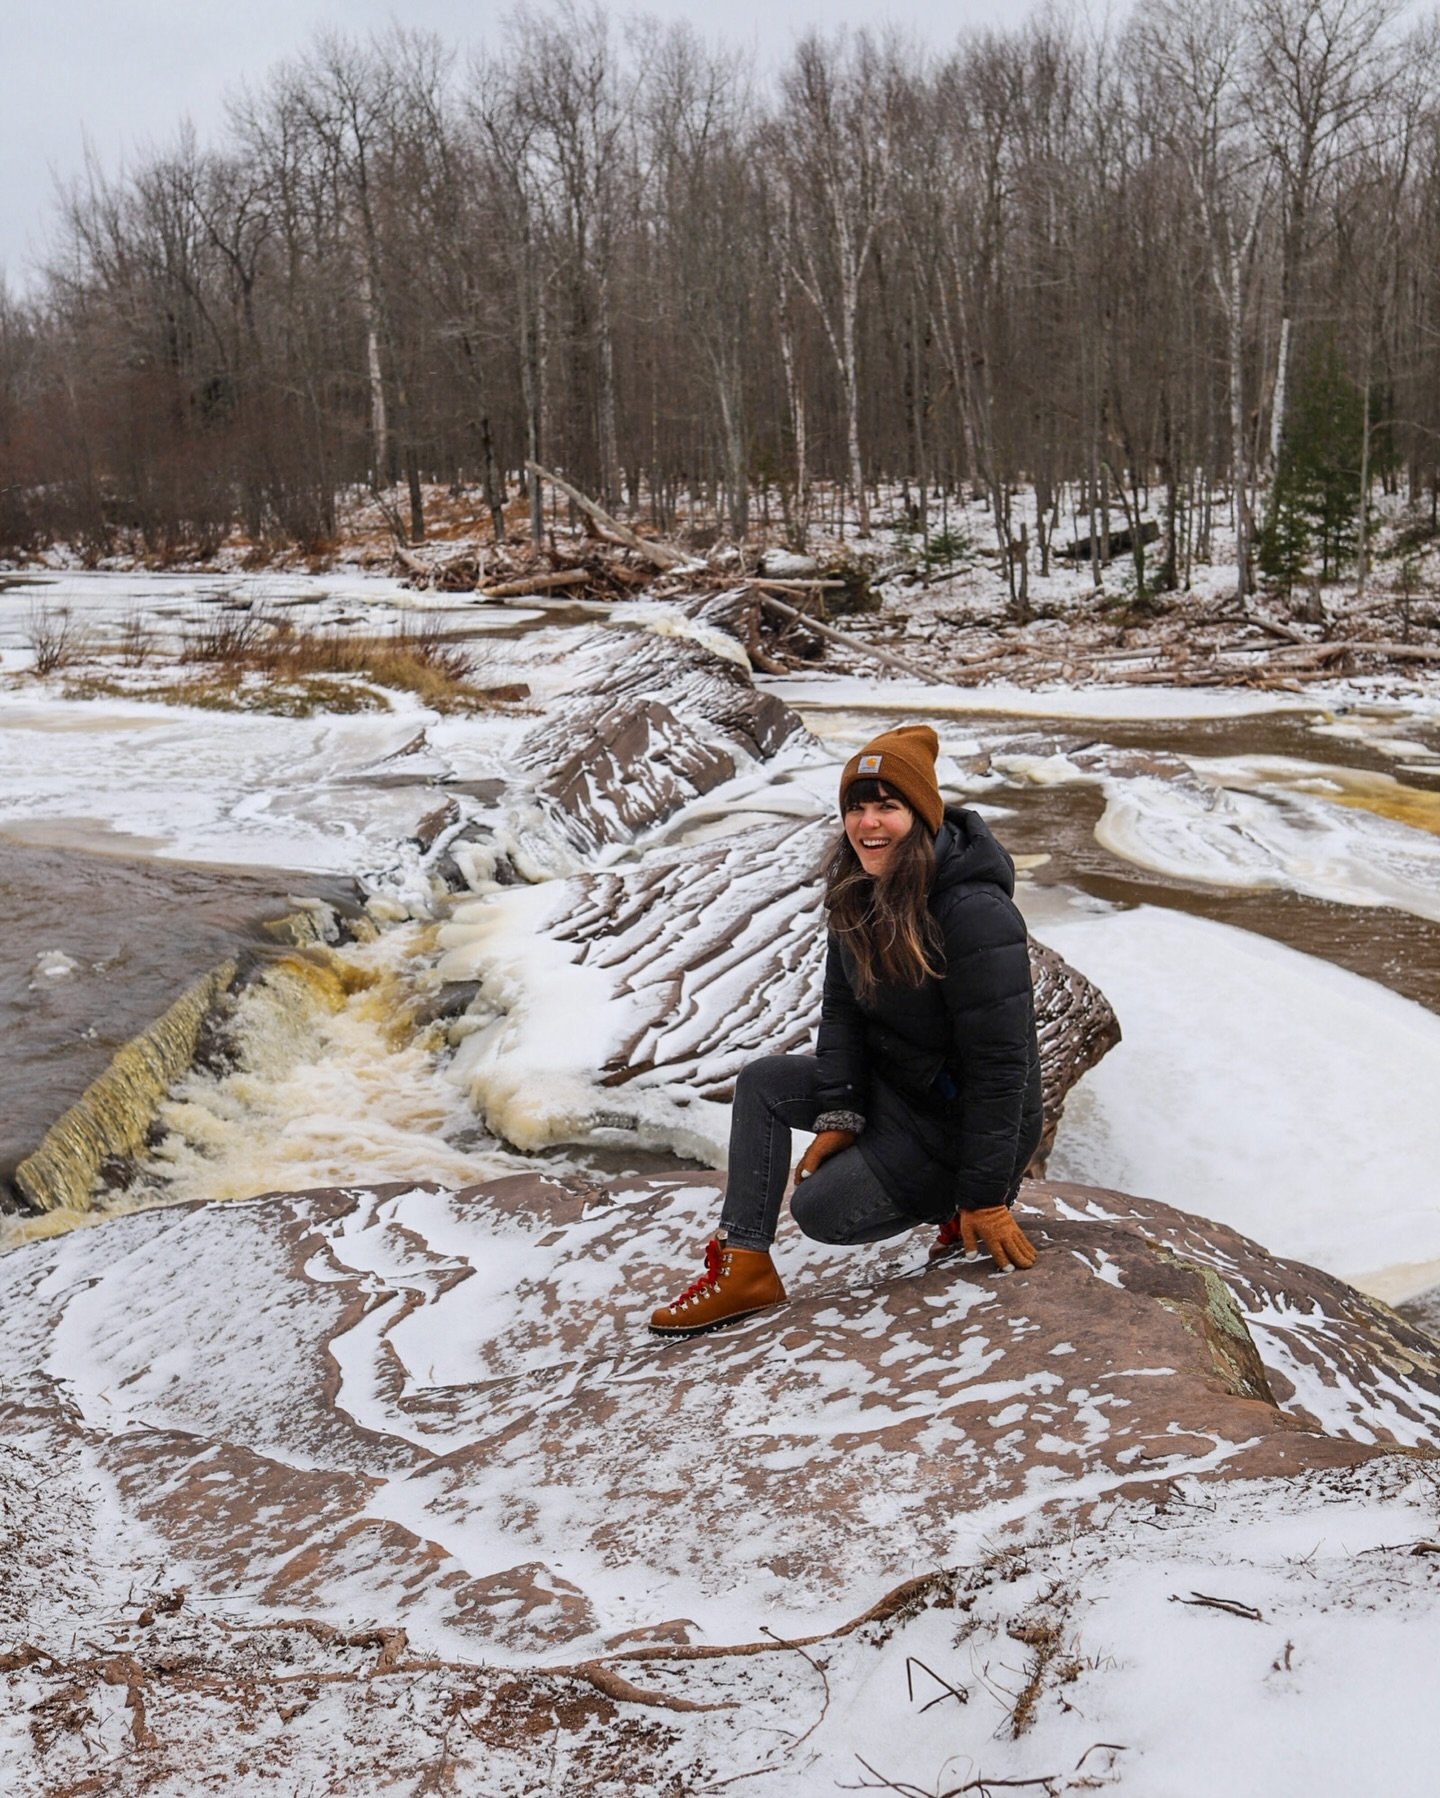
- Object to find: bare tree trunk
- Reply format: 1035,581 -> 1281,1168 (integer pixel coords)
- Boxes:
1269,313 -> 1292,472
842,282 -> 869,537
519,253 -> 544,545
715,377 -> 748,542
596,256 -> 621,512
1150,387 -> 1173,592
1356,364 -> 1372,595
405,444 -> 424,544
777,265 -> 809,549
481,415 -> 505,541
361,265 -> 389,488
1228,252 -> 1252,599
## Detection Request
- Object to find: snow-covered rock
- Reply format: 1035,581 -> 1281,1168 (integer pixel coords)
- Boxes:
2,1172 -> 1438,1791
440,816 -> 1119,1164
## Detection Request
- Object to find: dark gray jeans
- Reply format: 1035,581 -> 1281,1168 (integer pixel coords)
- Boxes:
718,1055 -> 914,1252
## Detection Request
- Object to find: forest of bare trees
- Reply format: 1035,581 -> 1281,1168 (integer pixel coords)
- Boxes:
2,0 -> 1438,602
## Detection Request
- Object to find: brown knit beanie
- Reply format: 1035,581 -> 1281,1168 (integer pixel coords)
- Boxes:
838,724 -> 944,835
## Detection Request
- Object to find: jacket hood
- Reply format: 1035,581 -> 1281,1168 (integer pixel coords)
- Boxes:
930,805 -> 1016,899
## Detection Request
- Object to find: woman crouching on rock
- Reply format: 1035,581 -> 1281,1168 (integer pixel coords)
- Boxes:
650,723 -> 1044,1336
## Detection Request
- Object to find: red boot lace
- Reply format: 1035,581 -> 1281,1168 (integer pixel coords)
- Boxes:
933,1213 -> 965,1251
671,1239 -> 723,1307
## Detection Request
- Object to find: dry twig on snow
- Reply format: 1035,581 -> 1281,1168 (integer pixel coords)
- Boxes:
1169,1591 -> 1265,1621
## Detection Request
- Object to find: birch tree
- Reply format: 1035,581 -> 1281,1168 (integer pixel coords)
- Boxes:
1247,0 -> 1403,476
1138,0 -> 1270,596
776,31 -> 904,537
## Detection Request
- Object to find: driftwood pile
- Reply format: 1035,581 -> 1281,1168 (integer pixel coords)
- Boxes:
845,594 -> 1440,691
394,461 -> 856,676
395,464 -> 1440,692
935,603 -> 1431,693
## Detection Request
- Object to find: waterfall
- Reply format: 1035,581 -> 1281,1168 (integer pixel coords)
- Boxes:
14,962 -> 238,1214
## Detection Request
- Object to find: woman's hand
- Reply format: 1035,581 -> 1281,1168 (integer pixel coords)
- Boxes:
960,1205 -> 1037,1272
793,1129 -> 856,1185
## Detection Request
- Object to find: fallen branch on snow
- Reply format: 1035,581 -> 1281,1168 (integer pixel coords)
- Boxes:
526,460 -> 686,571
1169,1590 -> 1265,1621
477,568 -> 590,599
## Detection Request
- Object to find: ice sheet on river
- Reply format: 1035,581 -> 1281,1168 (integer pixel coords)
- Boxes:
998,743 -> 1440,923
0,693 -> 447,872
1040,905 -> 1440,1297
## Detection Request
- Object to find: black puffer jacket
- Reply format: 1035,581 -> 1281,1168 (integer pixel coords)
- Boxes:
814,806 -> 1043,1223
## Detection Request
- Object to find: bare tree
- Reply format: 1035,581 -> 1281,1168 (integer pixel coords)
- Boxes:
775,30 -> 905,537
1247,0 -> 1404,474
5,0 -> 1433,603
1138,0 -> 1271,597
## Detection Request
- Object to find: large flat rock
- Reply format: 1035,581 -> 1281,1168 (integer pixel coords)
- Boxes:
4,1174 -> 1440,1795
3,1173 -> 1435,1672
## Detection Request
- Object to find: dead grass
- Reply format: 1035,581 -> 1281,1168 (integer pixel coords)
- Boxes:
24,605 -> 87,675
62,671 -> 388,715
1004,1584 -> 1077,1738
49,610 -> 503,716
117,610 -> 158,666
119,610 -> 498,714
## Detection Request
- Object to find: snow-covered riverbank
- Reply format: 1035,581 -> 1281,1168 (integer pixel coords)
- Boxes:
3,570 -> 1438,1300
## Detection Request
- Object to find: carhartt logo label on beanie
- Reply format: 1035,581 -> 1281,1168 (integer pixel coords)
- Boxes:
839,724 -> 944,835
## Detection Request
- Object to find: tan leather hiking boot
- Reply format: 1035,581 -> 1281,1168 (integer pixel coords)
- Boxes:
649,1239 -> 786,1335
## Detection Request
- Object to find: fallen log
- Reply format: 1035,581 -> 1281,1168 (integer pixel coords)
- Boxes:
1059,519 -> 1159,561
743,577 -> 849,593
756,593 -> 953,686
1245,638 -> 1440,667
477,568 -> 590,600
526,461 -> 685,571
1249,612 -> 1311,645
1258,642 -> 1351,665
1327,639 -> 1440,662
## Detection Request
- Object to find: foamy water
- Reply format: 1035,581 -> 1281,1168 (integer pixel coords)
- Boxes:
997,746 -> 1440,924
114,926 -> 532,1211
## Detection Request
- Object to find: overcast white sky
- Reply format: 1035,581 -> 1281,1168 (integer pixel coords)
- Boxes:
1,0 -> 1062,295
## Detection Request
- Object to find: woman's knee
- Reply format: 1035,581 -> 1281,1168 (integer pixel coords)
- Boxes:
791,1152 -> 911,1246
734,1054 -> 817,1110
790,1176 -> 846,1243
790,1160 -> 866,1244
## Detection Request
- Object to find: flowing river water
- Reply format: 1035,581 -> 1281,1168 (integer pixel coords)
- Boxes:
0,833 -> 360,1194
2,574 -> 1438,1304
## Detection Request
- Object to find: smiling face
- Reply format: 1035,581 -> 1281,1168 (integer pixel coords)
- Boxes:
843,783 -> 916,877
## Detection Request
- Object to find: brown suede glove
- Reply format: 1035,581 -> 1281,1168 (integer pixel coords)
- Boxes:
793,1129 -> 855,1184
960,1205 -> 1037,1272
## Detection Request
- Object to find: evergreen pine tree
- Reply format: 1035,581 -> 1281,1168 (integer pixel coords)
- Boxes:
1260,334 -> 1366,591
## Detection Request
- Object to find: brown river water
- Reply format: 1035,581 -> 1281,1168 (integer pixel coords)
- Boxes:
994,741 -> 1440,1016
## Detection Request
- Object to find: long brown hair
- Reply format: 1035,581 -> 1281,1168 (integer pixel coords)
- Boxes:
823,779 -> 942,1001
